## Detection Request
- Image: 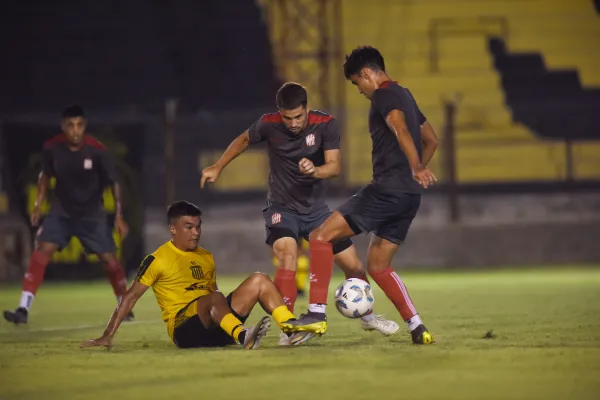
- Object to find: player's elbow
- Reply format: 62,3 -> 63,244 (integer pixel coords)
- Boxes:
329,163 -> 341,177
424,135 -> 439,148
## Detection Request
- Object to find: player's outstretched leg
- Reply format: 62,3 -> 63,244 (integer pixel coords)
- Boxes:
366,236 -> 434,344
3,242 -> 57,325
230,272 -> 321,346
97,253 -> 133,321
295,211 -> 357,335
334,245 -> 400,336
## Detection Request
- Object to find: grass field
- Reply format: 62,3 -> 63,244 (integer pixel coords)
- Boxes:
1,268 -> 600,400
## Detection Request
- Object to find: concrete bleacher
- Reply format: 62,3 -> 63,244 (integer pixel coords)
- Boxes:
336,0 -> 600,185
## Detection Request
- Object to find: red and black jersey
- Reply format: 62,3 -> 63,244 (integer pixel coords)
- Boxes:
247,110 -> 340,214
369,81 -> 427,193
42,134 -> 118,218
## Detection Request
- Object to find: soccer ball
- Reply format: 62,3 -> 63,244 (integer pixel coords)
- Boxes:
334,278 -> 374,318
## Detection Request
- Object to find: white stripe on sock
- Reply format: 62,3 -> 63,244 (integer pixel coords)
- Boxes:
391,272 -> 417,316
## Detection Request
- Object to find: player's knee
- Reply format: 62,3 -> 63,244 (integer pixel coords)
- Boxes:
36,242 -> 57,257
344,258 -> 364,274
309,227 -> 331,243
366,262 -> 387,275
249,272 -> 272,286
273,243 -> 297,271
98,253 -> 116,264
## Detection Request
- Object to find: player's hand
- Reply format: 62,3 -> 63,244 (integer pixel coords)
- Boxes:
201,165 -> 222,188
413,166 -> 437,189
80,335 -> 113,349
115,215 -> 129,239
30,208 -> 41,227
299,158 -> 317,177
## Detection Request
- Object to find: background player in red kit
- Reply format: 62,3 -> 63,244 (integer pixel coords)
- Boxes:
201,82 -> 399,345
3,106 -> 131,324
297,46 -> 439,344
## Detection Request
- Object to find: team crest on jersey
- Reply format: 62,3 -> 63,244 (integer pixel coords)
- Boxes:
190,265 -> 204,280
271,213 -> 282,225
305,133 -> 316,147
83,158 -> 93,170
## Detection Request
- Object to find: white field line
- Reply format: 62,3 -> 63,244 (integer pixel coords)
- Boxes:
0,319 -> 156,335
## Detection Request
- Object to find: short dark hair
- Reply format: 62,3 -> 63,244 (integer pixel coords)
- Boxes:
62,105 -> 85,119
343,46 -> 386,80
276,82 -> 308,110
167,200 -> 202,224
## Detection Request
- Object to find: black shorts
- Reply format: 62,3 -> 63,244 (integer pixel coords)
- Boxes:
172,293 -> 248,349
36,214 -> 116,254
337,184 -> 421,245
263,204 -> 353,255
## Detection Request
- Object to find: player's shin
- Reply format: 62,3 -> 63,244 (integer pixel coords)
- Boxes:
103,258 -> 128,300
274,268 -> 298,312
20,250 -> 52,310
369,266 -> 421,329
308,240 -> 334,313
219,313 -> 247,343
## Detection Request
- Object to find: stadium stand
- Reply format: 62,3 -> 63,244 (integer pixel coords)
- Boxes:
290,0 -> 600,184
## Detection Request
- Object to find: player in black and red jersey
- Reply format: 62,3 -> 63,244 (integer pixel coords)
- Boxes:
201,82 -> 400,345
298,46 -> 439,344
3,106 -> 131,325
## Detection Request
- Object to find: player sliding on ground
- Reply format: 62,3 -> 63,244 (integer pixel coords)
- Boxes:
296,46 -> 439,344
201,82 -> 399,346
82,201 -> 319,350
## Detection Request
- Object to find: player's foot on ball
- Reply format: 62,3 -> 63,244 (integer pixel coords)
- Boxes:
3,307 -> 28,324
242,316 -> 271,350
411,324 -> 435,344
278,331 -> 316,346
124,310 -> 135,322
360,314 -> 400,336
281,311 -> 327,335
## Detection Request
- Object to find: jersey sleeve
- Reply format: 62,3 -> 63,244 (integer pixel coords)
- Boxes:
98,149 -> 119,185
41,146 -> 55,176
418,108 -> 427,125
247,118 -> 268,144
136,254 -> 162,287
322,118 -> 341,151
372,88 -> 404,120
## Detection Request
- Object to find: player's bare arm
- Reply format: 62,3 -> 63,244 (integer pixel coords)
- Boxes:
201,130 -> 251,188
385,110 -> 437,188
420,121 -> 439,168
31,171 -> 50,227
111,182 -> 129,238
81,281 -> 149,349
299,149 -> 341,179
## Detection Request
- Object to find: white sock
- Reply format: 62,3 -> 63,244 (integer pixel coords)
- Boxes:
308,303 -> 326,313
361,312 -> 375,322
406,314 -> 423,331
19,291 -> 35,310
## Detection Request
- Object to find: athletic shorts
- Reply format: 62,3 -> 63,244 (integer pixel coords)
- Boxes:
172,293 -> 248,348
262,204 -> 353,255
337,183 -> 421,245
37,214 -> 116,254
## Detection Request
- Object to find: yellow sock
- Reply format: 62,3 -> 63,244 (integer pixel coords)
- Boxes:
272,305 -> 295,328
296,255 -> 309,292
220,313 -> 245,342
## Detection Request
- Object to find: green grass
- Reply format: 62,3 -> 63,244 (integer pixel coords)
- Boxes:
1,268 -> 600,400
